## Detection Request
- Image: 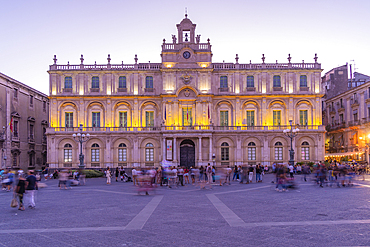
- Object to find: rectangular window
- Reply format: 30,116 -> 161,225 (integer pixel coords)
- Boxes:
92,112 -> 100,127
247,76 -> 254,88
14,89 -> 18,99
119,76 -> 126,88
13,121 -> 18,137
92,77 -> 99,89
29,124 -> 34,140
354,111 -> 358,121
64,149 -> 72,163
118,149 -> 127,162
30,95 -> 33,105
146,76 -> 153,89
91,149 -> 100,162
248,147 -> 256,160
246,111 -> 255,126
182,108 -> 192,126
220,111 -> 228,126
220,76 -> 228,88
145,148 -> 154,161
340,99 -> 343,108
299,110 -> 308,125
339,114 -> 344,123
275,147 -> 283,160
12,154 -> 17,167
301,147 -> 310,160
145,111 -> 154,127
119,112 -> 127,127
273,75 -> 281,87
43,101 -> 46,111
65,77 -> 72,89
300,75 -> 307,87
221,147 -> 229,161
368,107 -> 370,118
273,110 -> 281,126
65,112 -> 73,128
331,116 -> 334,125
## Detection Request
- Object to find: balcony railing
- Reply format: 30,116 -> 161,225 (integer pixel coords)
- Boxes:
50,125 -> 322,133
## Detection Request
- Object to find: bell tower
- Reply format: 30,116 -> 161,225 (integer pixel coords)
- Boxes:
161,15 -> 212,69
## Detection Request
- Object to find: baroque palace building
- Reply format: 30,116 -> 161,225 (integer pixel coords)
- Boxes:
46,15 -> 325,169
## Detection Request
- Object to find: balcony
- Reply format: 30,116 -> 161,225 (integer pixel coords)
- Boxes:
144,88 -> 154,93
246,87 -> 256,92
49,125 -> 323,134
117,88 -> 127,92
299,87 -> 309,91
28,135 -> 35,143
90,88 -> 100,93
219,87 -> 229,93
63,88 -> 72,93
350,99 -> 359,107
273,87 -> 283,92
348,120 -> 360,127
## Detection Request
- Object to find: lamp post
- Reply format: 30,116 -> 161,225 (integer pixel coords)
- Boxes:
283,120 -> 299,167
72,124 -> 90,169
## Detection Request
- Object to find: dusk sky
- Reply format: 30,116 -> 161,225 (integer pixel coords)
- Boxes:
1,0 -> 369,95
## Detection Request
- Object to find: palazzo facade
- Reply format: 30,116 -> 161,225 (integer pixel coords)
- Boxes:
46,16 -> 325,169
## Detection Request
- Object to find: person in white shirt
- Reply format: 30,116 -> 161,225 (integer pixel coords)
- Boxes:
288,164 -> 294,178
132,168 -> 137,186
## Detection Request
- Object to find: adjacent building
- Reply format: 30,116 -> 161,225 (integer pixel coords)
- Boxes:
0,72 -> 49,171
323,65 -> 370,163
47,15 -> 325,169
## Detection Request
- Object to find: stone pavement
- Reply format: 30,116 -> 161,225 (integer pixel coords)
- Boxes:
1,174 -> 370,246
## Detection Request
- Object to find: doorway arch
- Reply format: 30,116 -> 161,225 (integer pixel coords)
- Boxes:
180,139 -> 195,168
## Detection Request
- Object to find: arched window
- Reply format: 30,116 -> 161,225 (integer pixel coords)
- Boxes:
247,76 -> 254,88
301,141 -> 310,160
220,76 -> 228,88
64,77 -> 72,89
273,75 -> 281,87
145,143 -> 154,161
64,143 -> 72,163
248,142 -> 256,160
119,76 -> 126,89
118,143 -> 127,162
92,77 -> 99,89
274,142 -> 283,160
221,142 -> 229,161
91,143 -> 100,162
146,76 -> 153,89
300,75 -> 307,87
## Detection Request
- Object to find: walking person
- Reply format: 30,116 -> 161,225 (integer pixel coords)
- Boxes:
25,170 -> 37,209
115,167 -> 119,182
224,166 -> 231,185
199,166 -> 204,182
248,165 -> 254,183
232,165 -> 238,181
178,167 -> 184,186
15,173 -> 26,211
256,164 -> 262,182
206,163 -> 213,184
106,167 -> 111,184
132,168 -> 138,186
184,167 -> 190,184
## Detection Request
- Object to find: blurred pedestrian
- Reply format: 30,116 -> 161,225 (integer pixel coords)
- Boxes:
15,174 -> 26,211
25,170 -> 37,209
106,167 -> 111,184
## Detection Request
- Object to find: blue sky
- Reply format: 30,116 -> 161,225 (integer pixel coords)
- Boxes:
1,0 -> 369,94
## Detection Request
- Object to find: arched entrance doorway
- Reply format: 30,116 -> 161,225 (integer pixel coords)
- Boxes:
180,139 -> 195,168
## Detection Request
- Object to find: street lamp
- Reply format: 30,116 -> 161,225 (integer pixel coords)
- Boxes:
283,120 -> 299,167
72,124 -> 90,169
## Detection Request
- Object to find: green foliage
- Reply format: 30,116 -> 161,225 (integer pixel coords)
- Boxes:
80,170 -> 104,178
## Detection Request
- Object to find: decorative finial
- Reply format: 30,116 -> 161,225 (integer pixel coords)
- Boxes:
276,60 -> 278,64
134,54 -> 138,64
314,53 -> 318,63
262,54 -> 265,64
250,60 -> 252,64
235,54 -> 239,64
67,61 -> 70,65
53,55 -> 57,65
185,7 -> 188,18
163,38 -> 166,44
80,54 -> 84,65
107,54 -> 111,64
287,54 -> 291,63
207,38 -> 210,44
302,60 -> 304,64
94,61 -> 97,65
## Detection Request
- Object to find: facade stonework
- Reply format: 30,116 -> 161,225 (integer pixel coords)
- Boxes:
47,16 -> 325,169
0,73 -> 49,171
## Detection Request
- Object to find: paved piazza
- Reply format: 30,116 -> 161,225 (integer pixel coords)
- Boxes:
1,174 -> 370,246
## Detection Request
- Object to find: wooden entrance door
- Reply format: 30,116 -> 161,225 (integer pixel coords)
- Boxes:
180,139 -> 195,168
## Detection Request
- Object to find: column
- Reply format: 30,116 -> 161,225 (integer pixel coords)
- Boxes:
173,137 -> 177,164
198,137 -> 202,164
209,136 -> 212,161
162,137 -> 166,161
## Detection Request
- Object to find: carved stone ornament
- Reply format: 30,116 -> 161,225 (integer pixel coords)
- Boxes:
184,89 -> 190,97
180,73 -> 193,85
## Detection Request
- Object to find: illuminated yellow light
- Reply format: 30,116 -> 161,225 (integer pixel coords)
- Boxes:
201,64 -> 207,68
289,87 -> 293,93
235,88 -> 240,94
359,137 -> 363,140
167,64 -> 172,68
52,91 -> 56,95
315,88 -> 320,93
79,90 -> 83,95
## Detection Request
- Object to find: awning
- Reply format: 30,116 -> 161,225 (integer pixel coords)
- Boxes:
325,151 -> 364,157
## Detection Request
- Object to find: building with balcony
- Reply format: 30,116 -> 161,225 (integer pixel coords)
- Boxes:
324,73 -> 370,163
0,72 -> 49,171
47,15 -> 325,169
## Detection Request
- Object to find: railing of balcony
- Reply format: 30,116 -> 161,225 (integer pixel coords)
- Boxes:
51,125 -> 321,132
50,63 -> 161,71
